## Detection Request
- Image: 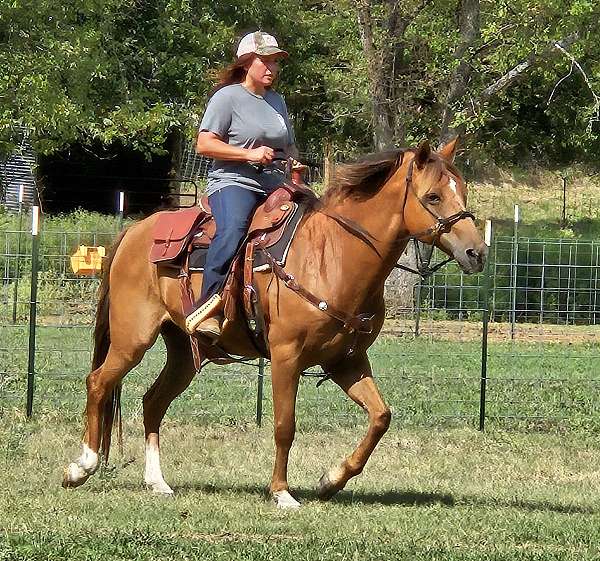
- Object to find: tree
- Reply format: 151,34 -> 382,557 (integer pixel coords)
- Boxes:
1,0 -> 599,166
438,0 -> 479,144
350,0 -> 600,163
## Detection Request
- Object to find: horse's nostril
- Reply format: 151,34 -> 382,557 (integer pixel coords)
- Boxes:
466,248 -> 480,262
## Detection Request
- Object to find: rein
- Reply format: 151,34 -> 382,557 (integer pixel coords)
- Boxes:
313,155 -> 475,277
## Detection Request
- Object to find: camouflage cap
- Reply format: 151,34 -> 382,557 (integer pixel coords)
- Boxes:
236,31 -> 288,58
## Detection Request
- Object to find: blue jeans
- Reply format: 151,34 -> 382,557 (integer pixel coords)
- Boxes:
200,186 -> 266,301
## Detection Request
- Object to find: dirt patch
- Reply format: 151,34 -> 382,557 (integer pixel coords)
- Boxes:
382,318 -> 600,343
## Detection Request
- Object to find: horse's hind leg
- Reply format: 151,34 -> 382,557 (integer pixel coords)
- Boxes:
143,322 -> 196,495
316,353 -> 391,500
63,322 -> 161,488
63,344 -> 151,487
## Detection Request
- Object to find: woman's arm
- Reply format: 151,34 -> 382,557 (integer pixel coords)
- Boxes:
196,131 -> 274,164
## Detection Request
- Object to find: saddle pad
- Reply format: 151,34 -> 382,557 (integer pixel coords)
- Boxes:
189,202 -> 306,272
253,202 -> 305,270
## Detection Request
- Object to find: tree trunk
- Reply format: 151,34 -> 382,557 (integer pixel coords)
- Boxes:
323,140 -> 335,186
356,0 -> 395,150
355,0 -> 436,304
439,0 -> 480,144
384,242 -> 420,314
356,0 -> 435,149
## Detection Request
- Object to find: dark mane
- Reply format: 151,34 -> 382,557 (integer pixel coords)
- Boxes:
322,149 -> 407,203
322,148 -> 464,204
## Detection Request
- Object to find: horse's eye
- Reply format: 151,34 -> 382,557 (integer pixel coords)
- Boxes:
425,192 -> 441,204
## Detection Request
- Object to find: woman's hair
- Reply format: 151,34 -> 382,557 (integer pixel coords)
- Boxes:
209,54 -> 253,96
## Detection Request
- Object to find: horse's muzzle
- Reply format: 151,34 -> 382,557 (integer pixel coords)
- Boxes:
459,243 -> 488,274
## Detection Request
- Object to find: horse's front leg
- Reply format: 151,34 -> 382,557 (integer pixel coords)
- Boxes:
269,353 -> 302,509
317,353 -> 391,500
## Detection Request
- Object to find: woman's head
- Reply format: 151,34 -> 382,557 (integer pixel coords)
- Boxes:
211,31 -> 287,94
236,31 -> 288,59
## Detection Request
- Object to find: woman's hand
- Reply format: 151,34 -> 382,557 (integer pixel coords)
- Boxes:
196,132 -> 277,164
246,146 -> 275,164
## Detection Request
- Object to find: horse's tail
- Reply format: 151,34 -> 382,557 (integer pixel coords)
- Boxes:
93,227 -> 129,465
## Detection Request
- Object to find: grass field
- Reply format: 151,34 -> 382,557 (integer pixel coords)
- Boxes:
2,416 -> 600,560
3,321 -> 600,559
3,173 -> 600,559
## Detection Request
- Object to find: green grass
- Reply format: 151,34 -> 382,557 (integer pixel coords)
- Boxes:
2,417 -> 600,560
3,320 -> 600,432
3,197 -> 600,558
2,289 -> 600,560
468,166 -> 600,239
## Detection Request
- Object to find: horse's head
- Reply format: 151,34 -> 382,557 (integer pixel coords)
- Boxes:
402,139 -> 487,274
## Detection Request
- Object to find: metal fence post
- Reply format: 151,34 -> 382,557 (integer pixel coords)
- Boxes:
117,191 -> 125,230
11,184 -> 25,323
510,204 -> 519,340
479,220 -> 493,431
26,206 -> 40,418
414,279 -> 422,337
256,358 -> 265,427
561,175 -> 567,228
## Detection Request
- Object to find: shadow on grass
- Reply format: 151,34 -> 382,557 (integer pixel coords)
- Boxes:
130,481 -> 597,515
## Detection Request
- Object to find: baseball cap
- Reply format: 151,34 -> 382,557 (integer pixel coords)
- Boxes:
236,31 -> 289,59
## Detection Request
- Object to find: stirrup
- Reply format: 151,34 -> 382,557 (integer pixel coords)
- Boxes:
185,294 -> 222,334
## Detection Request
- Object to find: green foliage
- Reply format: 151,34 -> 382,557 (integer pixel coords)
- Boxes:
0,0 -> 231,156
1,1 -> 599,171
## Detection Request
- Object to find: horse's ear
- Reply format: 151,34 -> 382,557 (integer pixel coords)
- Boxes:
414,140 -> 431,170
438,136 -> 459,162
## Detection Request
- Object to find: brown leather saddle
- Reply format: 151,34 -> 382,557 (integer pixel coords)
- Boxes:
149,182 -> 315,358
149,183 -> 312,267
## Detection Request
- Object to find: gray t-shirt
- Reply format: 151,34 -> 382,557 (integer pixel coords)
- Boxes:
199,83 -> 295,196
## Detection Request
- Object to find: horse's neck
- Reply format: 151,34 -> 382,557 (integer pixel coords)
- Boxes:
329,186 -> 408,267
305,188 -> 408,306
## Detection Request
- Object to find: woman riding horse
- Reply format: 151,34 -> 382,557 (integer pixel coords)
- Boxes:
62,135 -> 487,509
185,31 -> 300,341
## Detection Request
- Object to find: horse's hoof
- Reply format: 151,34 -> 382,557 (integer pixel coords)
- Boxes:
272,490 -> 301,510
317,472 -> 342,500
62,463 -> 90,488
145,480 -> 175,496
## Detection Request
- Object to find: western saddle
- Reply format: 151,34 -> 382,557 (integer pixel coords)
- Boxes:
149,182 -> 316,361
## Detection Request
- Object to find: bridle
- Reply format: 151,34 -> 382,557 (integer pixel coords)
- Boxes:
264,151 -> 476,277
392,156 -> 475,278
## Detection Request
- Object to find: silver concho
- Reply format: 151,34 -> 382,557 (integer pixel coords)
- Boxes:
318,301 -> 328,311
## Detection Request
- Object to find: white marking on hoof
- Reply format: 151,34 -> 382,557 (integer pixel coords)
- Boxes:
62,444 -> 99,488
144,434 -> 174,496
317,465 -> 345,500
63,462 -> 91,488
272,490 -> 301,510
79,444 -> 99,472
145,479 -> 175,496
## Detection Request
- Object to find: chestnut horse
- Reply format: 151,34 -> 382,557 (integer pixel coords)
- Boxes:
62,139 -> 486,508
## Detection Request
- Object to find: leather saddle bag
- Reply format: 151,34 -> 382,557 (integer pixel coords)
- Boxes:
149,206 -> 208,264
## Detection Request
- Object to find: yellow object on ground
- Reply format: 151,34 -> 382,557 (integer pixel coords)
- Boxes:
70,245 -> 106,276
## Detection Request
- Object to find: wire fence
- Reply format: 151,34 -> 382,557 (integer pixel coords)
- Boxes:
2,209 -> 600,433
415,237 -> 600,325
